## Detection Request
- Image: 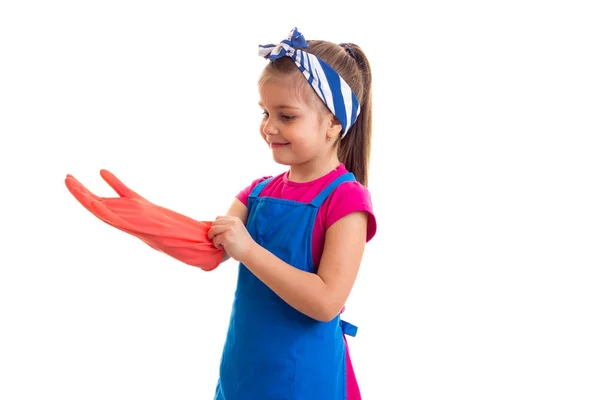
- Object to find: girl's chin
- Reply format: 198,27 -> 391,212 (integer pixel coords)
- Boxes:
271,155 -> 293,166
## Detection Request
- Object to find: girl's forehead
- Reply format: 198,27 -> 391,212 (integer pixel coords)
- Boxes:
259,77 -> 311,107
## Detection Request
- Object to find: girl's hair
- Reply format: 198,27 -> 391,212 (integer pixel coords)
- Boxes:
259,41 -> 373,186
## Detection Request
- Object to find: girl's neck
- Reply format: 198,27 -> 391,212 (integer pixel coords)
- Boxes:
288,155 -> 341,183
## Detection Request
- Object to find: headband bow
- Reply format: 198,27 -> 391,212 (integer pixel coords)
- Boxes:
258,28 -> 360,138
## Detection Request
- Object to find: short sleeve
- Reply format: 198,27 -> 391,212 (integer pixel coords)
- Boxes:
323,181 -> 377,242
235,176 -> 272,206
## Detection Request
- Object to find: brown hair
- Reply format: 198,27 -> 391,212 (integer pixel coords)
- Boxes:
258,40 -> 373,186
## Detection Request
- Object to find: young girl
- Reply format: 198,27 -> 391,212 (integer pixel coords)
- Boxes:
65,27 -> 376,399
207,27 -> 377,399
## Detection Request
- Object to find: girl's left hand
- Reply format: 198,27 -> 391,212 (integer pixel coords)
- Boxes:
208,216 -> 256,263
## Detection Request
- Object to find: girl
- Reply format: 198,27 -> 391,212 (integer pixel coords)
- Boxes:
64,27 -> 376,399
207,28 -> 377,399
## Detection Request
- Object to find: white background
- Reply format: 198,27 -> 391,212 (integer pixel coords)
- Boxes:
1,1 -> 599,399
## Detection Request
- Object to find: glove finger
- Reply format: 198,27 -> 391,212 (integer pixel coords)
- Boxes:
100,169 -> 145,200
65,178 -> 100,216
65,175 -> 103,203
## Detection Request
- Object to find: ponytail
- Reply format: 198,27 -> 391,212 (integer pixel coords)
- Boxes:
337,44 -> 372,186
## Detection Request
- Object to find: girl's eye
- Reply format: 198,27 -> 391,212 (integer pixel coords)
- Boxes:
261,111 -> 294,121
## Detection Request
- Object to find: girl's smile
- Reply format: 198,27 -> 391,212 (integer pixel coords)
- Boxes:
268,141 -> 290,148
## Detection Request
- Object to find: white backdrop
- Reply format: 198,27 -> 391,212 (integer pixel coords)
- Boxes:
1,1 -> 599,399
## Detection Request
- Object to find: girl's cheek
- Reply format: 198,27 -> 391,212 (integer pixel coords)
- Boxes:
259,123 -> 266,138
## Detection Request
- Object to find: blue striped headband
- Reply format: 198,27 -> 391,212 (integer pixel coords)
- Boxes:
258,27 -> 361,139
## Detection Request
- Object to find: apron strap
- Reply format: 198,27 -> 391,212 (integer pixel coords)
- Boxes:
309,172 -> 356,208
249,177 -> 274,199
340,306 -> 357,337
340,319 -> 358,337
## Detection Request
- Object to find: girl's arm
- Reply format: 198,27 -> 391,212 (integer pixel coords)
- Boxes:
234,211 -> 368,322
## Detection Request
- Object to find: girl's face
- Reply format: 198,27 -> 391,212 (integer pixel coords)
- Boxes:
258,74 -> 341,170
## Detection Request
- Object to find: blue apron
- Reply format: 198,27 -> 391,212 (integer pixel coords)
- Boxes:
214,172 -> 359,399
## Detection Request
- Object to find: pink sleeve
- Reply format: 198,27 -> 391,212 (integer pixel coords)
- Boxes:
325,182 -> 377,242
235,176 -> 272,206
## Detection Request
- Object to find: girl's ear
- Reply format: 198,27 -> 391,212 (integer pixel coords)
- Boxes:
326,116 -> 342,139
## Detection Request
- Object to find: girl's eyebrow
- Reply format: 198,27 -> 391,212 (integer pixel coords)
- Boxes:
258,102 -> 302,111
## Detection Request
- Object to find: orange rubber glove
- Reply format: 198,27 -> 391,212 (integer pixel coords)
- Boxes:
65,170 -> 224,271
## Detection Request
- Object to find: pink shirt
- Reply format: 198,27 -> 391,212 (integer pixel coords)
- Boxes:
236,163 -> 377,268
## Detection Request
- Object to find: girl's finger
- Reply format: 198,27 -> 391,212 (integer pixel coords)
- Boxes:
212,235 -> 225,250
211,217 -> 231,226
208,224 -> 228,240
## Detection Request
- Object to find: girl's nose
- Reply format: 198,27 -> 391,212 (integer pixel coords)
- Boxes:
262,118 -> 278,136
